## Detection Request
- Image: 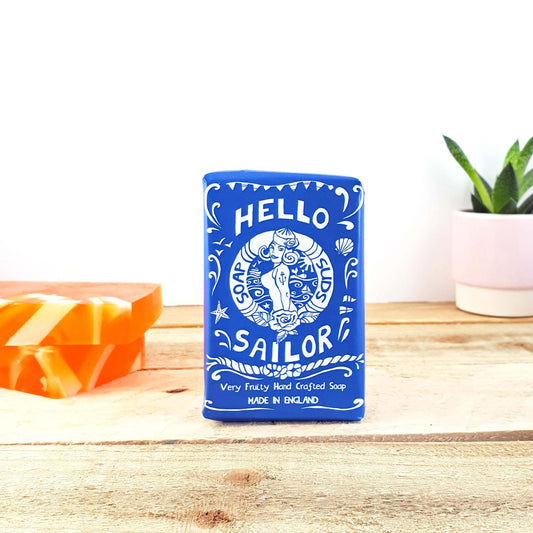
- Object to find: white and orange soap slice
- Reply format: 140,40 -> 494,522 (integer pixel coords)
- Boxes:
0,282 -> 161,398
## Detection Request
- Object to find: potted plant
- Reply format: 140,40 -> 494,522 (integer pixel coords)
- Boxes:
444,135 -> 533,317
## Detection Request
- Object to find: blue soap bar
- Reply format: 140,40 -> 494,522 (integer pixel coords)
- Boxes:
203,170 -> 365,421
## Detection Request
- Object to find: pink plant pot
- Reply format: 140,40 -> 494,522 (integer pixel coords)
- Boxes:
452,211 -> 533,317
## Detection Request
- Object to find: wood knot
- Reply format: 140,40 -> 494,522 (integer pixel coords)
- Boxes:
192,509 -> 232,528
223,469 -> 263,487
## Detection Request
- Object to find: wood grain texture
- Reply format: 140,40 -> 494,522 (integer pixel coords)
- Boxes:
1,442 -> 532,532
154,305 -> 203,328
1,321 -> 532,444
364,301 -> 533,324
2,304 -> 532,533
154,303 -> 533,328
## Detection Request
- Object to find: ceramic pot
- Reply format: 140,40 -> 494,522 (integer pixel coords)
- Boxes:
452,211 -> 533,317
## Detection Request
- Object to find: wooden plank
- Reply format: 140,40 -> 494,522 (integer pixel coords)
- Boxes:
144,327 -> 203,369
1,322 -> 532,444
154,303 -> 533,328
144,320 -> 533,370
365,301 -> 533,324
1,442 -> 532,532
154,305 -> 203,328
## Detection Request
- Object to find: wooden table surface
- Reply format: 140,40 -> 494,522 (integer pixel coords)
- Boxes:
1,303 -> 532,532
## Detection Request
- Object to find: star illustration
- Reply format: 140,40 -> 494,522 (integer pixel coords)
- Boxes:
211,301 -> 229,324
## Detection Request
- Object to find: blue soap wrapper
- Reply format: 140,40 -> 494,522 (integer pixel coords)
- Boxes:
203,170 -> 365,421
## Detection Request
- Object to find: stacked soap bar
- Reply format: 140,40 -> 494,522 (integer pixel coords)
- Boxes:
0,282 -> 162,398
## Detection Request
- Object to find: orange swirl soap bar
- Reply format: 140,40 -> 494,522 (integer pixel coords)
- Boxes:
0,282 -> 162,398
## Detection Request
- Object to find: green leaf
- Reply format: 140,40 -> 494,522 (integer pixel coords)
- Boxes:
516,136 -> 533,180
473,175 -> 493,202
518,192 -> 533,214
492,163 -> 518,213
471,194 -> 490,213
443,135 -> 493,212
503,140 -> 520,171
519,168 -> 533,199
498,198 -> 518,214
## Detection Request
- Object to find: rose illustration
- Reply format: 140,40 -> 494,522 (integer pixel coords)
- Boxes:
269,309 -> 300,343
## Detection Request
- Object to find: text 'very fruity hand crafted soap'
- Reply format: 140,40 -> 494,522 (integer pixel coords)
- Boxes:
0,282 -> 162,398
203,171 -> 365,421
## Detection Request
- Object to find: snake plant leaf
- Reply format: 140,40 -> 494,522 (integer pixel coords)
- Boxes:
504,140 -> 520,171
443,136 -> 493,212
471,193 -> 490,213
516,136 -> 533,181
498,198 -> 518,214
472,175 -> 492,213
492,163 -> 519,213
518,192 -> 533,214
519,168 -> 533,199
473,175 -> 493,201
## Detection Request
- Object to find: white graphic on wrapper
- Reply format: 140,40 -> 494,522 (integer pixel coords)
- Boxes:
339,295 -> 356,315
335,238 -> 354,256
213,237 -> 233,252
303,398 -> 364,411
227,180 -> 335,192
224,179 -> 363,230
208,254 -> 221,295
214,330 -> 232,349
204,183 -> 222,233
206,353 -> 364,380
337,185 -> 364,230
204,399 -> 273,412
211,301 -> 229,324
344,258 -> 359,289
337,317 -> 350,343
230,229 -> 334,343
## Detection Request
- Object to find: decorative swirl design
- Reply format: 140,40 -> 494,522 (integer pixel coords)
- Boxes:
303,398 -> 364,411
249,287 -> 266,299
297,366 -> 353,380
335,187 -> 350,211
258,245 -> 270,261
214,329 -> 232,349
204,183 -> 221,228
204,399 -> 272,412
338,184 -> 365,230
208,254 -> 221,295
338,221 -> 355,230
290,279 -> 304,289
297,293 -> 312,304
283,250 -> 298,266
345,185 -> 364,217
344,257 -> 359,289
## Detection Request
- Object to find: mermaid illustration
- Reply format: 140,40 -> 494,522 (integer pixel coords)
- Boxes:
237,228 -> 327,341
258,229 -> 301,341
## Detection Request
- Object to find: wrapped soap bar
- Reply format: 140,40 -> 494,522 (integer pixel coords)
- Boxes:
0,282 -> 162,398
203,171 -> 365,421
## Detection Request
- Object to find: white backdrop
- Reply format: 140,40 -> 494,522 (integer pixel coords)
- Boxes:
1,1 -> 532,305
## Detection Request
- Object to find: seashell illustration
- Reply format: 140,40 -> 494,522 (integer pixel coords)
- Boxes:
335,238 -> 354,256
